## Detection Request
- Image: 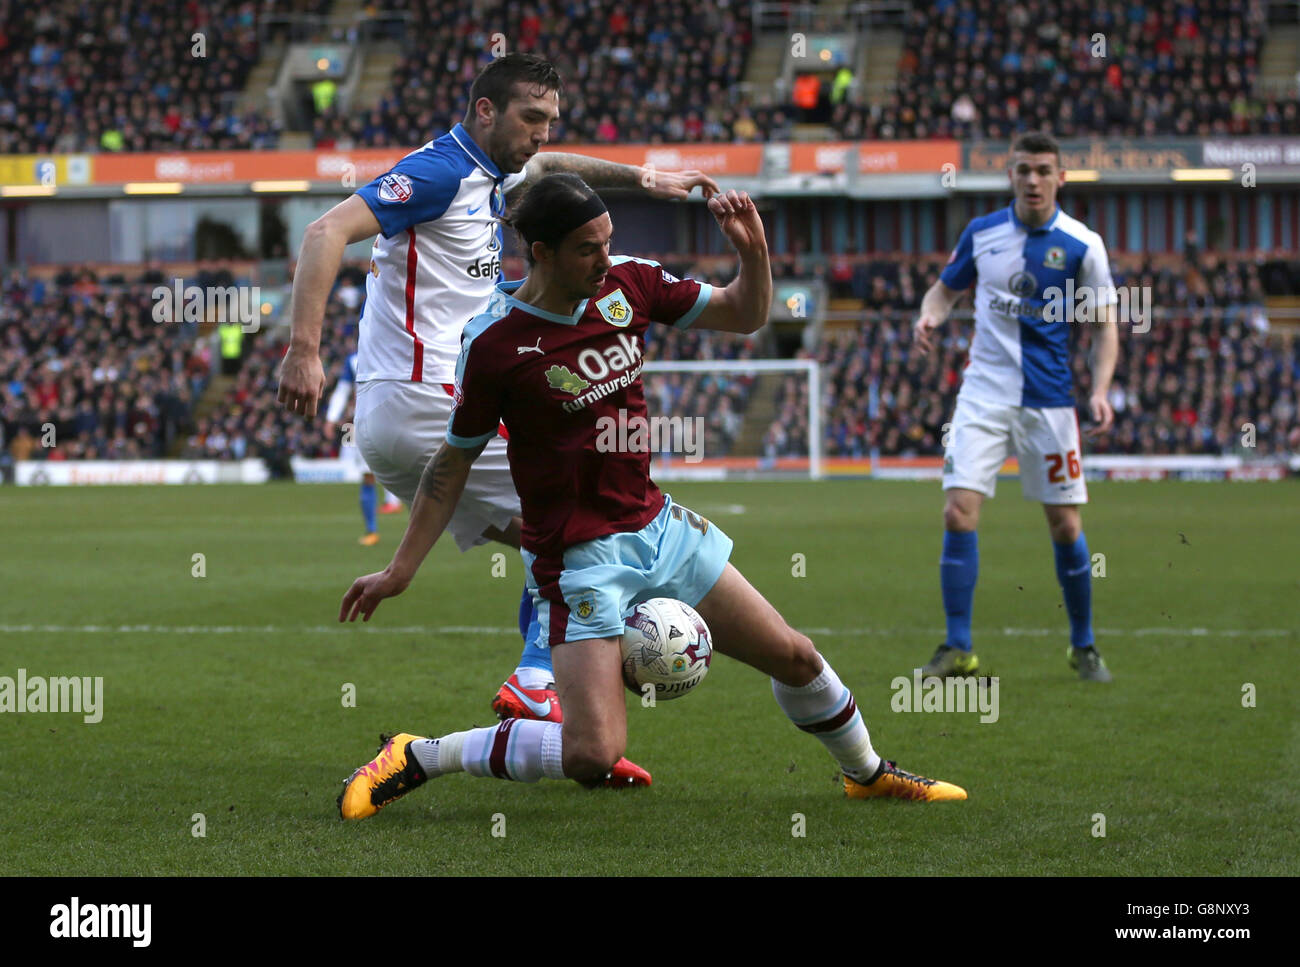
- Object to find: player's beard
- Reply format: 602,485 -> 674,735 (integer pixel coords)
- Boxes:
489,130 -> 526,174
499,133 -> 535,172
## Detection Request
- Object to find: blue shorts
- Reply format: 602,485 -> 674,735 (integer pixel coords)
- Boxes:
521,494 -> 734,647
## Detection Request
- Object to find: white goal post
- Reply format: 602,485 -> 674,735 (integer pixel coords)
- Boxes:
641,359 -> 823,480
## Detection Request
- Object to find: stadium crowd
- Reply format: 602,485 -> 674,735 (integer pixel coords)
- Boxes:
6,253 -> 1296,476
180,335 -> 351,468
187,280 -> 358,468
841,0 -> 1299,141
3,0 -> 1297,153
0,0 -> 307,154
808,254 -> 1300,459
314,0 -> 763,149
0,265 -> 213,464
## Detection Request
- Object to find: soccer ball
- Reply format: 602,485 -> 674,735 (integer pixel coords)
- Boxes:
620,598 -> 713,701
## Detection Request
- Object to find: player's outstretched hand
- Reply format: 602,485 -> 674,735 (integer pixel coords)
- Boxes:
278,346 -> 326,417
912,315 -> 940,355
340,568 -> 410,622
1086,392 -> 1115,436
645,168 -> 719,200
707,190 -> 767,256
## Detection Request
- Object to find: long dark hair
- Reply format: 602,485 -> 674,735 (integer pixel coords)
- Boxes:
504,173 -> 603,265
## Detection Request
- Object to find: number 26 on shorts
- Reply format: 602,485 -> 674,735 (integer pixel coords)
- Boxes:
1045,449 -> 1081,483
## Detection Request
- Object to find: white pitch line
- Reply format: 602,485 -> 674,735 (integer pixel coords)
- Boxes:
694,503 -> 748,515
0,624 -> 1292,638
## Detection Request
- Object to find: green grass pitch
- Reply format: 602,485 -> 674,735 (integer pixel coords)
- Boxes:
1,480 -> 1296,876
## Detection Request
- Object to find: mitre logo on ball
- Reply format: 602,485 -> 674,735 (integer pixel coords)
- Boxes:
620,599 -> 712,701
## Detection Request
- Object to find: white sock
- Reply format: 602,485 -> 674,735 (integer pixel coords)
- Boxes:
410,731 -> 468,777
412,721 -> 565,782
772,656 -> 881,783
513,666 -> 552,690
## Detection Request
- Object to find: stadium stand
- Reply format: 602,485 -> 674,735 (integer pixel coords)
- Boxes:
0,0 -> 306,153
8,254 -> 1295,472
2,1 -> 1298,479
174,278 -> 356,469
797,252 -> 1300,459
187,330 -> 351,467
3,1 -> 1295,152
316,0 -> 760,148
843,0 -> 1299,140
1,265 -> 213,463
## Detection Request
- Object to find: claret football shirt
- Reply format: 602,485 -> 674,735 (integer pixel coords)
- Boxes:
447,255 -> 713,557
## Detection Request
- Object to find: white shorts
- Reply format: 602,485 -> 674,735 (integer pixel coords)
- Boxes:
354,379 -> 520,551
942,394 -> 1088,504
341,441 -> 371,477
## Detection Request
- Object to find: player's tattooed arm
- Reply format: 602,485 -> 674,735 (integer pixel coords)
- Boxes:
388,441 -> 486,580
540,152 -> 641,187
506,153 -> 719,203
417,440 -> 485,502
340,439 -> 487,622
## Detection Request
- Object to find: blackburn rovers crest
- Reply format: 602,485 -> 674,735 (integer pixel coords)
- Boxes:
596,289 -> 632,327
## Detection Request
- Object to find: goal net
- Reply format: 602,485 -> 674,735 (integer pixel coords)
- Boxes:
641,359 -> 822,480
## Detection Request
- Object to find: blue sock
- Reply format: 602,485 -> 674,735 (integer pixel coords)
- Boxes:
514,586 -> 553,679
360,481 -> 377,533
1053,533 -> 1094,649
517,586 -> 532,639
940,530 -> 978,651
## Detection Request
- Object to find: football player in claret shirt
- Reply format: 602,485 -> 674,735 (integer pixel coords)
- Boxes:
277,54 -> 717,774
333,174 -> 967,817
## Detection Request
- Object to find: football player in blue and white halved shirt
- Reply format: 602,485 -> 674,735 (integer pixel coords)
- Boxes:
277,54 -> 718,784
911,132 -> 1120,682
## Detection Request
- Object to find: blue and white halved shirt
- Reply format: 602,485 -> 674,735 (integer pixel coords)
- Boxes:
940,204 -> 1114,409
353,123 -> 526,385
